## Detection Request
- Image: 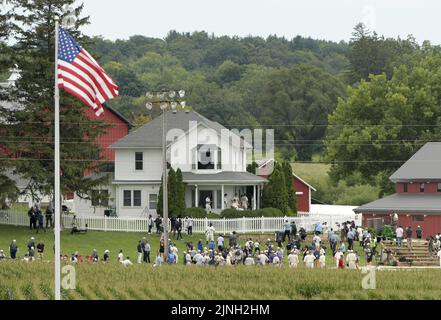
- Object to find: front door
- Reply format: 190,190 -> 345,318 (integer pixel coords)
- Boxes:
199,191 -> 214,209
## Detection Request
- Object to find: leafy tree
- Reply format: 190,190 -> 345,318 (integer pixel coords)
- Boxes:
282,161 -> 296,214
167,168 -> 176,216
258,64 -> 346,160
157,175 -> 163,216
214,60 -> 242,86
326,52 -> 441,195
132,114 -> 151,129
175,168 -> 186,215
1,0 -> 109,201
262,162 -> 288,214
246,161 -> 259,175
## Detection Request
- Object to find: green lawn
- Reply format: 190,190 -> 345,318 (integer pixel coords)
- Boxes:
0,225 -> 369,266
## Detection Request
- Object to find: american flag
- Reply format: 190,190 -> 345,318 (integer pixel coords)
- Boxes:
57,27 -> 118,116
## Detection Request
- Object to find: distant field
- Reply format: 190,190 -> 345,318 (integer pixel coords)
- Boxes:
291,162 -> 330,184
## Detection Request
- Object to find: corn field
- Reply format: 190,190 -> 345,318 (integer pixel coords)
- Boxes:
1,261 -> 441,300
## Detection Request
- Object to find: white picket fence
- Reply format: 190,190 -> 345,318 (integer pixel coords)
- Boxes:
0,210 -> 359,234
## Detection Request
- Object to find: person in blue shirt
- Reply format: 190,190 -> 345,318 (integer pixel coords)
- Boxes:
208,240 -> 215,251
197,239 -> 203,252
315,222 -> 323,235
167,252 -> 176,264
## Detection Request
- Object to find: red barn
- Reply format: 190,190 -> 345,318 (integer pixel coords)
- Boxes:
355,142 -> 441,237
256,159 -> 316,213
84,104 -> 132,162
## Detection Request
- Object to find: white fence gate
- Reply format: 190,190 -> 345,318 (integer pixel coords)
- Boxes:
0,210 -> 360,234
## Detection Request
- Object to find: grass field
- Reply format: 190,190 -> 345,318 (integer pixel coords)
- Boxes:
291,162 -> 330,184
1,261 -> 441,300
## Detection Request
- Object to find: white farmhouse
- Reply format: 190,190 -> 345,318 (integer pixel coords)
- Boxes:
75,109 -> 267,217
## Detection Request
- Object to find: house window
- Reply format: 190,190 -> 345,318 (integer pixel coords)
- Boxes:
412,215 -> 425,222
133,190 -> 142,207
149,194 -> 158,210
91,190 -> 109,207
438,183 -> 441,192
123,190 -> 132,207
420,183 -> 425,193
198,144 -> 215,170
403,183 -> 408,193
135,152 -> 143,171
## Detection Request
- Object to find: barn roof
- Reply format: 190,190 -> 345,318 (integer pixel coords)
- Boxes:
354,193 -> 441,214
390,142 -> 441,182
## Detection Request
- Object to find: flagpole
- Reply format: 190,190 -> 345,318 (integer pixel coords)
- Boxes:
54,16 -> 61,301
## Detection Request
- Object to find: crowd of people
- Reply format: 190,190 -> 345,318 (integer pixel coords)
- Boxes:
3,214 -> 441,269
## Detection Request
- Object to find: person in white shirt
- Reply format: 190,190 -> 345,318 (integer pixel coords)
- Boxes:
319,252 -> 326,269
288,250 -> 299,268
258,252 -> 269,266
194,251 -> 204,265
334,250 -> 343,268
217,235 -> 225,251
304,251 -> 315,269
117,250 -> 124,263
205,197 -> 212,213
184,251 -> 192,266
171,245 -> 178,264
244,255 -> 255,266
437,249 -> 441,268
273,255 -> 280,267
396,226 -> 404,247
205,223 -> 215,243
121,257 -> 133,266
312,234 -> 321,248
346,250 -> 357,270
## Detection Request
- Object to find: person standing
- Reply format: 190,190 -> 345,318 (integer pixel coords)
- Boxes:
137,241 -> 143,264
45,203 -> 54,229
117,249 -> 124,263
36,210 -> 45,234
304,251 -> 315,269
9,240 -> 18,259
347,228 -> 355,250
217,234 -> 225,252
346,250 -> 357,270
283,220 -> 291,242
406,226 -> 413,250
319,252 -> 326,269
396,225 -> 404,247
176,218 -> 183,240
144,241 -> 151,263
205,223 -> 215,244
187,216 -> 193,236
28,206 -> 37,230
334,250 -> 343,268
288,250 -> 299,268
416,225 -> 423,240
36,241 -> 45,260
148,215 -> 154,234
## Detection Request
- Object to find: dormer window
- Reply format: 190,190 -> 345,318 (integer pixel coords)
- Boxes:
420,183 -> 425,193
194,144 -> 221,170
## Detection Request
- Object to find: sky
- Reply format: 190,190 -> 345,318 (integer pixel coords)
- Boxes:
81,0 -> 441,44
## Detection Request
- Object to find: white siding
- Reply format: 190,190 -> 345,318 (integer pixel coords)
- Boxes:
115,149 -> 163,181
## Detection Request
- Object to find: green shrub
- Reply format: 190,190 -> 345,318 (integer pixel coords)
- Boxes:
220,207 -> 284,218
184,207 -> 219,219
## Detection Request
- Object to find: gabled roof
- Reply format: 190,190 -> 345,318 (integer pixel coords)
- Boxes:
110,109 -> 250,149
390,142 -> 441,182
354,193 -> 441,214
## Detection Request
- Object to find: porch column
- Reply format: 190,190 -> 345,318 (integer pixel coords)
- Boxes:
195,185 -> 199,208
221,185 -> 225,210
253,185 -> 257,210
257,185 -> 261,209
